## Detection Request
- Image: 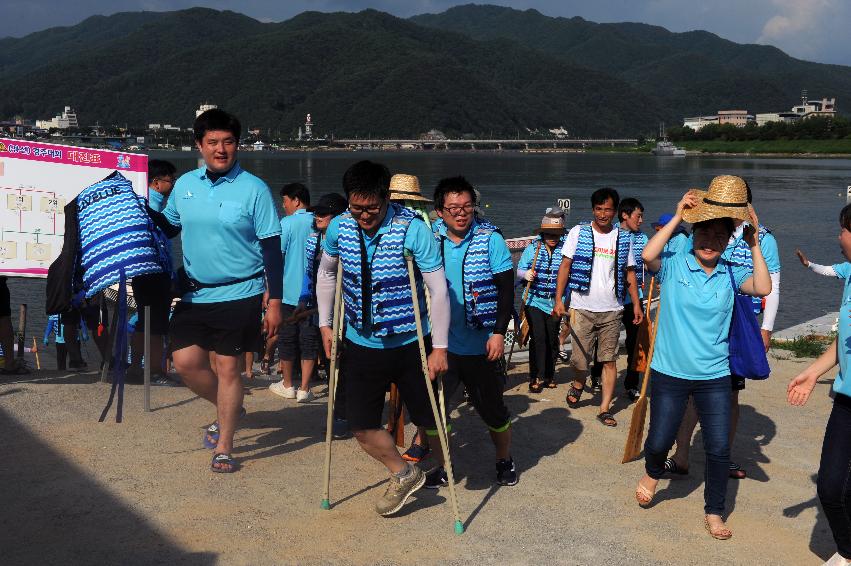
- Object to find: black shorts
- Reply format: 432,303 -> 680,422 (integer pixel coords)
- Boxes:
132,273 -> 171,335
0,277 -> 10,318
732,375 -> 746,391
169,294 -> 262,357
443,352 -> 511,431
277,304 -> 319,361
341,337 -> 436,431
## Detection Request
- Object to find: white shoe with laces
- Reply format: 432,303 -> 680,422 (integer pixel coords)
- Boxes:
269,381 -> 296,399
296,388 -> 314,403
824,553 -> 851,566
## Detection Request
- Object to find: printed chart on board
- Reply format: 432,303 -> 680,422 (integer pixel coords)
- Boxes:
0,138 -> 147,278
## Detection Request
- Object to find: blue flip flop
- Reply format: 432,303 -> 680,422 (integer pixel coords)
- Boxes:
202,407 -> 247,449
211,453 -> 240,473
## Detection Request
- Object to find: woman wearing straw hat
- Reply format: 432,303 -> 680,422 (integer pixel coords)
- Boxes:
517,207 -> 567,392
635,175 -> 771,540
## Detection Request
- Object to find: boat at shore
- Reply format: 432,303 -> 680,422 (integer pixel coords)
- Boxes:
651,139 -> 686,156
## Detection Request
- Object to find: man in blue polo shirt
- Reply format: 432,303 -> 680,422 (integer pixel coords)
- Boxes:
424,176 -> 518,489
269,182 -> 317,403
316,160 -> 450,517
149,108 -> 283,474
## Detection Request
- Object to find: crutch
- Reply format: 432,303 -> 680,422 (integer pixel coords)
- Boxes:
321,261 -> 345,510
405,253 -> 464,535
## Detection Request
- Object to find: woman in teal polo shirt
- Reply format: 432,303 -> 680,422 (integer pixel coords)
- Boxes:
634,177 -> 771,540
788,204 -> 851,566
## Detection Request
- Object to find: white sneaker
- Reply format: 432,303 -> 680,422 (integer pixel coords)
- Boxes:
824,553 -> 851,566
269,381 -> 296,399
296,388 -> 314,403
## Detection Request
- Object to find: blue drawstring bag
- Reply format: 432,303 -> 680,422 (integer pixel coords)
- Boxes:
727,264 -> 770,379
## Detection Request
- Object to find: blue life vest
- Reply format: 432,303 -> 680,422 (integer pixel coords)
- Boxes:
77,172 -> 170,297
527,235 -> 566,303
338,203 -> 425,337
300,230 -> 321,307
724,225 -> 771,314
567,224 -> 632,300
438,220 -> 501,330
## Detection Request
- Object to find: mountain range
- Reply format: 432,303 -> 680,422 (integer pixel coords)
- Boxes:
1,4 -> 848,138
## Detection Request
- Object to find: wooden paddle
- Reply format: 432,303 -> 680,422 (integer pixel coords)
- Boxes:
630,277 -> 655,373
507,241 -> 542,364
622,295 -> 663,464
387,384 -> 406,447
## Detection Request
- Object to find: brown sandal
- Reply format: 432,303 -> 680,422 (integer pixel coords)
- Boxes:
704,516 -> 732,540
545,380 -> 557,388
529,380 -> 544,393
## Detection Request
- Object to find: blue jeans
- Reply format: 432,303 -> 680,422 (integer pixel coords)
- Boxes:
818,393 -> 851,559
644,370 -> 731,515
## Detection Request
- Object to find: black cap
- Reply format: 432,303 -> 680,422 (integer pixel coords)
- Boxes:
308,192 -> 348,217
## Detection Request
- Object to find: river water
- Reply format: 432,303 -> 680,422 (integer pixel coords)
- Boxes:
9,150 -> 850,347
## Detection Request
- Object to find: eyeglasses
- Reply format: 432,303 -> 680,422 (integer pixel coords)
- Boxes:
442,204 -> 475,216
155,176 -> 176,184
349,203 -> 383,216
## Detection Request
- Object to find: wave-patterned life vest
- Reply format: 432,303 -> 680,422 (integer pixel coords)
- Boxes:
527,235 -> 566,303
438,220 -> 501,330
724,224 -> 771,314
300,230 -> 322,307
77,172 -> 170,297
567,223 -> 632,300
338,203 -> 425,337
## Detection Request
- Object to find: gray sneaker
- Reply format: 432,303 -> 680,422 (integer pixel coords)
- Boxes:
375,465 -> 425,516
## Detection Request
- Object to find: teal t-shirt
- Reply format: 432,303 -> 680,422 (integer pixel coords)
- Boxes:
281,209 -> 315,306
149,163 -> 281,303
323,206 -> 442,349
834,263 -> 851,398
650,235 -> 751,380
438,220 -> 513,356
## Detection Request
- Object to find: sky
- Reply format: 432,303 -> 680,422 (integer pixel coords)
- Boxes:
3,0 -> 851,66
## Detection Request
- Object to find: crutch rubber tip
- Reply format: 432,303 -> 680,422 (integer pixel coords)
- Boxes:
454,520 -> 465,535
320,499 -> 330,510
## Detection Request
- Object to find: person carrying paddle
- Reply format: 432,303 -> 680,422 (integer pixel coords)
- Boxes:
315,160 -> 450,517
553,188 -> 643,427
665,181 -> 781,481
634,176 -> 771,540
788,203 -> 851,566
517,207 -> 567,392
615,198 -> 648,402
422,176 -> 518,488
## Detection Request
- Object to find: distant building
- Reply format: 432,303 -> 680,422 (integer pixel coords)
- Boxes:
548,126 -> 569,138
195,103 -> 217,118
791,92 -> 836,119
755,112 -> 800,127
683,116 -> 719,130
252,140 -> 265,151
36,106 -> 79,130
419,129 -> 447,141
148,123 -> 162,130
718,110 -> 753,127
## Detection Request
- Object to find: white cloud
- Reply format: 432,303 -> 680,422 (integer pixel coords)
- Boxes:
756,0 -> 849,63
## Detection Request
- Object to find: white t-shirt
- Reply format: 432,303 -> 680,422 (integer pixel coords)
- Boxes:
562,224 -> 634,312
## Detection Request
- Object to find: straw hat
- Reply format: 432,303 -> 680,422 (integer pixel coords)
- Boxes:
540,206 -> 566,234
389,174 -> 432,203
681,175 -> 751,224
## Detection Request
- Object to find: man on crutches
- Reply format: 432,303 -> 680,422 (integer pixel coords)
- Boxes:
424,176 -> 518,488
316,160 -> 451,517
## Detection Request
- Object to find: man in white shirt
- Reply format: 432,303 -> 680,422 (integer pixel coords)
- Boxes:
553,188 -> 643,427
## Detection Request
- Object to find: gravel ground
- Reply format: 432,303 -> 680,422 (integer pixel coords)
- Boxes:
0,351 -> 837,565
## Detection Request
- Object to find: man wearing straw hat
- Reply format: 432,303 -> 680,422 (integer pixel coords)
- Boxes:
390,173 -> 432,220
315,160 -> 451,516
423,176 -> 518,488
517,207 -> 567,393
553,188 -> 643,427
